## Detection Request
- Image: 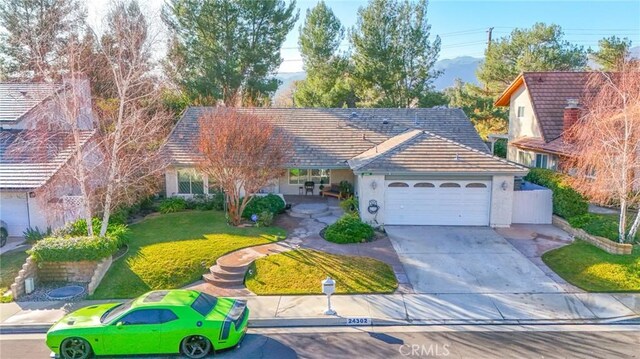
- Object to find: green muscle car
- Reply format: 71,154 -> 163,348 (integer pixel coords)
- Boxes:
46,290 -> 248,359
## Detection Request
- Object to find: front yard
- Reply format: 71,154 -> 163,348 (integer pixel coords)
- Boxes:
245,249 -> 398,295
543,240 -> 640,292
91,210 -> 285,299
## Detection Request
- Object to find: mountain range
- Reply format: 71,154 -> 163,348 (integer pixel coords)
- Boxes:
276,46 -> 640,99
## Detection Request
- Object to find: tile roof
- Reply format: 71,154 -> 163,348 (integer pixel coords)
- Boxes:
0,129 -> 94,189
352,130 -> 528,175
165,107 -> 489,168
496,72 -> 604,142
509,136 -> 576,156
0,83 -> 63,123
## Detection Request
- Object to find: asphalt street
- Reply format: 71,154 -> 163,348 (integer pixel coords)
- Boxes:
1,325 -> 639,359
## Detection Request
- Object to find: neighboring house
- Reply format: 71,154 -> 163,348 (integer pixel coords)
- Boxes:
495,72 -> 600,171
165,108 -> 528,227
0,77 -> 95,236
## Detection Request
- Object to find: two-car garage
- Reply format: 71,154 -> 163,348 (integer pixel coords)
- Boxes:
384,179 -> 492,226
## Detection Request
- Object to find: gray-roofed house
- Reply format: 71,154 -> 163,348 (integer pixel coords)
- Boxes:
0,77 -> 95,236
165,107 -> 528,227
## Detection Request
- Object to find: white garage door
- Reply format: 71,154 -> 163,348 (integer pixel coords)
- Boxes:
384,180 -> 491,226
0,192 -> 30,236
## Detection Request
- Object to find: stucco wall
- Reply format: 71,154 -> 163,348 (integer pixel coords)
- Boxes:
357,174 -> 385,226
508,86 -> 542,141
490,175 -> 514,227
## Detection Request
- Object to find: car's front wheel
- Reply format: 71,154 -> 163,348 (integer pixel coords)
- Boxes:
60,337 -> 92,359
181,335 -> 212,358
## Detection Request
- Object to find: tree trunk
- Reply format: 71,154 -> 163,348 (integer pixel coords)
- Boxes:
619,198 -> 627,243
627,210 -> 640,242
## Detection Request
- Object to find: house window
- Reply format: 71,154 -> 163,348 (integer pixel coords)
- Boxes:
177,169 -> 204,194
388,182 -> 409,187
466,183 -> 487,188
535,154 -> 548,169
517,106 -> 525,118
288,169 -> 308,185
518,150 -> 529,166
414,182 -> 435,188
440,182 -> 461,188
289,169 -> 331,185
310,169 -> 331,184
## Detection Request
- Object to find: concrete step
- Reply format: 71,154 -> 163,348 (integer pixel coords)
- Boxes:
216,260 -> 251,273
209,265 -> 247,280
202,273 -> 245,287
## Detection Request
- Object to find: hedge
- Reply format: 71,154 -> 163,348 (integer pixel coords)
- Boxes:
242,194 -> 285,219
524,168 -> 588,219
568,213 -> 638,243
323,214 -> 375,244
29,236 -> 117,262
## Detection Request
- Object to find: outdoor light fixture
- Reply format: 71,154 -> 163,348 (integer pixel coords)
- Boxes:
370,180 -> 377,190
501,181 -> 508,191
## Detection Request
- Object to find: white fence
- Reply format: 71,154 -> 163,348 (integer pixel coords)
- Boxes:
512,185 -> 553,224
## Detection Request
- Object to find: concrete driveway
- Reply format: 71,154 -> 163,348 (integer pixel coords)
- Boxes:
385,226 -> 565,294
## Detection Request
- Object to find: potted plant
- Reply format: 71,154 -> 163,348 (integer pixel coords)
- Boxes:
339,180 -> 353,198
319,179 -> 325,194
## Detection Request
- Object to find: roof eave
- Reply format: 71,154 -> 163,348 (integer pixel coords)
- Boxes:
494,74 -> 525,106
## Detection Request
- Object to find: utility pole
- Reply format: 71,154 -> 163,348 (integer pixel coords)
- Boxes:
486,27 -> 494,49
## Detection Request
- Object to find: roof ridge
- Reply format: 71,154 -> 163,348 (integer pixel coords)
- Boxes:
421,130 -> 528,170
348,129 -> 422,170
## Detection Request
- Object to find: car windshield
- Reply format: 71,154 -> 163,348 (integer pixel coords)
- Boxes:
191,292 -> 218,316
100,300 -> 134,324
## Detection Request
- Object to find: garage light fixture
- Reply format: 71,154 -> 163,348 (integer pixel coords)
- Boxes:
370,180 -> 377,190
501,181 -> 508,191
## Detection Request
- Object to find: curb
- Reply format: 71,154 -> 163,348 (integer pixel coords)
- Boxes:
2,316 -> 639,334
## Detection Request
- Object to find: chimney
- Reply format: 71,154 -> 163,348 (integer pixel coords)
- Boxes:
563,99 -> 580,138
62,73 -> 94,130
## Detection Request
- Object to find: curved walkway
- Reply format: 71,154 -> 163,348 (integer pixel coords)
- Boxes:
185,214 -> 412,297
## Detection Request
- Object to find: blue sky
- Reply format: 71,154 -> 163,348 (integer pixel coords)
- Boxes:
88,0 -> 640,73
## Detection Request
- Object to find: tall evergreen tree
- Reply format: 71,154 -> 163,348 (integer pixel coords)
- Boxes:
591,36 -> 632,71
162,0 -> 298,106
294,1 -> 355,107
350,0 -> 441,107
0,0 -> 86,81
477,23 -> 587,94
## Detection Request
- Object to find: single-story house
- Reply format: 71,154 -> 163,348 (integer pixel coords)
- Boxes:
494,72 -> 602,171
165,107 -> 528,227
0,77 -> 95,236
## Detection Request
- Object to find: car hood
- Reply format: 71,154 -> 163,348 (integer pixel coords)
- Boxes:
48,303 -> 120,332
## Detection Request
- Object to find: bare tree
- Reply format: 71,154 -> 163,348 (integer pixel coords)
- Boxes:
197,109 -> 292,226
94,0 -> 172,236
567,62 -> 640,243
6,71 -> 100,235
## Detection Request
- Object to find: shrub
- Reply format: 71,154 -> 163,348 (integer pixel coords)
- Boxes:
186,193 -> 224,211
568,213 -> 637,242
55,218 -> 131,248
242,194 -> 285,218
159,197 -> 187,213
29,236 -> 118,262
339,180 -> 354,197
256,211 -> 274,227
524,168 -> 588,219
323,214 -> 375,244
23,226 -> 51,243
340,196 -> 359,214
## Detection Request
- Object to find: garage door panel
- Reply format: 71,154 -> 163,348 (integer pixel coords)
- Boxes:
385,180 -> 491,226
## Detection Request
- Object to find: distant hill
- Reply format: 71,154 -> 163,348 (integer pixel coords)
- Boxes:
432,56 -> 482,90
274,72 -> 306,104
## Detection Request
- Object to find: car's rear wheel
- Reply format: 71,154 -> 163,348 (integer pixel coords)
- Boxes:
181,335 -> 212,358
60,337 -> 92,359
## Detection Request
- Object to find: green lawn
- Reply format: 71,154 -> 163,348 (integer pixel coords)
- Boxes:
542,240 -> 640,292
0,249 -> 29,302
92,211 -> 285,299
245,249 -> 398,295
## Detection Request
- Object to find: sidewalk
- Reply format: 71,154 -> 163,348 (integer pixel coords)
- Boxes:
1,292 -> 639,333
